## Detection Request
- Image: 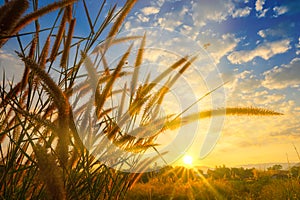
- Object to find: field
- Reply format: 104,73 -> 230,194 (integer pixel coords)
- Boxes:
126,165 -> 300,200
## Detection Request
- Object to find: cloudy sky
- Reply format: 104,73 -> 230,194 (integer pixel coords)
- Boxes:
1,0 -> 300,168
115,0 -> 300,167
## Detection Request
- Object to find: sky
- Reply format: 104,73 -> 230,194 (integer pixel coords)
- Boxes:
1,0 -> 300,168
118,0 -> 300,168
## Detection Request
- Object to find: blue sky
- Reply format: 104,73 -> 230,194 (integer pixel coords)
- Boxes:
0,0 -> 300,167
117,0 -> 300,166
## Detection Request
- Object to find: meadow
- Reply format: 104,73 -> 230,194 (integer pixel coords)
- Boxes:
0,0 -> 287,199
126,165 -> 300,200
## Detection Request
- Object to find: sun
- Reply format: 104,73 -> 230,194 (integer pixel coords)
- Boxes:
183,155 -> 193,165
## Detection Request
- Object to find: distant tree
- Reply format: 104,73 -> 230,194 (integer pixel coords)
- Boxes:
290,166 -> 300,178
208,165 -> 231,179
268,164 -> 282,171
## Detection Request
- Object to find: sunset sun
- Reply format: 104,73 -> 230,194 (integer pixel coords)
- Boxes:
183,155 -> 193,165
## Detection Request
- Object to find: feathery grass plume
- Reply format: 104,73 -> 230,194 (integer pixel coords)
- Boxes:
20,55 -> 68,114
82,52 -> 98,88
0,0 -> 29,33
38,36 -> 50,69
140,56 -> 189,98
33,144 -> 66,200
225,107 -> 283,116
101,50 -> 110,74
140,55 -> 198,118
60,18 -> 76,68
13,0 -> 77,36
0,0 -> 29,47
159,55 -> 197,96
130,33 -> 146,100
128,84 -> 151,116
127,115 -> 171,139
95,44 -> 133,118
20,37 -> 37,89
0,1 -> 11,23
142,83 -> 171,123
165,107 -> 283,130
117,83 -> 127,122
92,36 -> 142,75
128,54 -> 190,118
28,37 -> 37,58
105,0 -> 138,49
49,8 -> 69,62
65,5 -> 73,23
19,55 -> 71,166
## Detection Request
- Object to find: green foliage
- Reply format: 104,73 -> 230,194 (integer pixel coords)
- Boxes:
267,164 -> 283,171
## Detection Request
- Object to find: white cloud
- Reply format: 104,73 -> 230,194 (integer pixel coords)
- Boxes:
256,26 -> 287,39
0,49 -> 23,81
154,6 -> 188,29
228,70 -> 262,95
232,7 -> 251,18
257,30 -> 266,38
197,31 -> 240,64
257,8 -> 269,18
0,49 -> 18,62
262,58 -> 300,89
150,0 -> 164,7
140,6 -> 160,16
255,0 -> 269,18
273,6 -> 288,17
296,37 -> 300,55
182,25 -> 192,32
124,21 -> 131,30
191,0 -> 235,26
253,92 -> 285,105
156,16 -> 182,29
227,39 -> 291,64
255,0 -> 265,12
136,13 -> 149,23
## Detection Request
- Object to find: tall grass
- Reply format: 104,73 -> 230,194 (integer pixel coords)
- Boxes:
0,0 -> 282,199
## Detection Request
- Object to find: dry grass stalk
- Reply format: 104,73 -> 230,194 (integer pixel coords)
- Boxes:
0,0 -> 77,48
13,0 -> 77,35
95,44 -> 133,118
65,5 -> 73,23
141,56 -> 189,96
39,36 -> 50,69
20,55 -> 71,166
49,7 -> 69,62
117,83 -> 127,122
33,144 -> 66,200
0,0 -> 29,47
166,107 -> 283,130
130,33 -> 146,99
104,0 -> 138,49
60,18 -> 76,68
82,52 -> 98,88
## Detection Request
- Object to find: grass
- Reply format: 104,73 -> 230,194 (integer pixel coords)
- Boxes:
125,165 -> 300,200
0,0 -> 282,199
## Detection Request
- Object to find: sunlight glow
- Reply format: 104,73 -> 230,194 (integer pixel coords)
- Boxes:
183,155 -> 193,165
